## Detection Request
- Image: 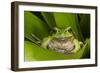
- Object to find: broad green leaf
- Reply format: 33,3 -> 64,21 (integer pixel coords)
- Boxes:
25,41 -> 69,61
24,11 -> 50,42
25,40 -> 88,61
79,14 -> 90,38
41,12 -> 56,30
81,39 -> 90,58
53,12 -> 84,41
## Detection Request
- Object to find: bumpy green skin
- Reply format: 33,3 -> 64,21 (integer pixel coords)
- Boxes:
41,27 -> 83,54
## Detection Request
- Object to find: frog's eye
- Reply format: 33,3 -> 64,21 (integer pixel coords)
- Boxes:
53,27 -> 60,32
65,27 -> 72,33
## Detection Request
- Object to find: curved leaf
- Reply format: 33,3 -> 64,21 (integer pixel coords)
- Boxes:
24,11 -> 50,42
41,12 -> 56,30
81,39 -> 90,58
25,41 -> 68,61
25,40 -> 88,61
79,14 -> 90,38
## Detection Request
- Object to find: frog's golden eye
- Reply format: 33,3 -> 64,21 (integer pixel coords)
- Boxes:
68,28 -> 72,33
54,27 -> 60,32
65,27 -> 72,32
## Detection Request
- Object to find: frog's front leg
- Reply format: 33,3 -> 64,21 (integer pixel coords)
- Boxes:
71,39 -> 83,53
41,36 -> 52,49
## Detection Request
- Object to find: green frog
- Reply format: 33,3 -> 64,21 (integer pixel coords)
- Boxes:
32,27 -> 83,54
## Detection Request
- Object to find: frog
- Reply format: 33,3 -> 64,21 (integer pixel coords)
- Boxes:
31,27 -> 83,55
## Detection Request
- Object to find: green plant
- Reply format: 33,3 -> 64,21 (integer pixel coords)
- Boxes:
24,11 -> 90,61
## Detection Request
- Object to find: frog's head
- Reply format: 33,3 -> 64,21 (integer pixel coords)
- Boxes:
52,27 -> 74,39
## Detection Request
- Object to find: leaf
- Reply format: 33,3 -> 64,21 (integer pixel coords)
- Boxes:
81,38 -> 90,58
79,14 -> 90,38
25,41 -> 69,61
41,12 -> 56,30
25,40 -> 88,61
24,11 -> 50,42
53,12 -> 84,41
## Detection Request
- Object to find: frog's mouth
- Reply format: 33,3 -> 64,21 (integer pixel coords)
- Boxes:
47,37 -> 75,54
54,37 -> 68,42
